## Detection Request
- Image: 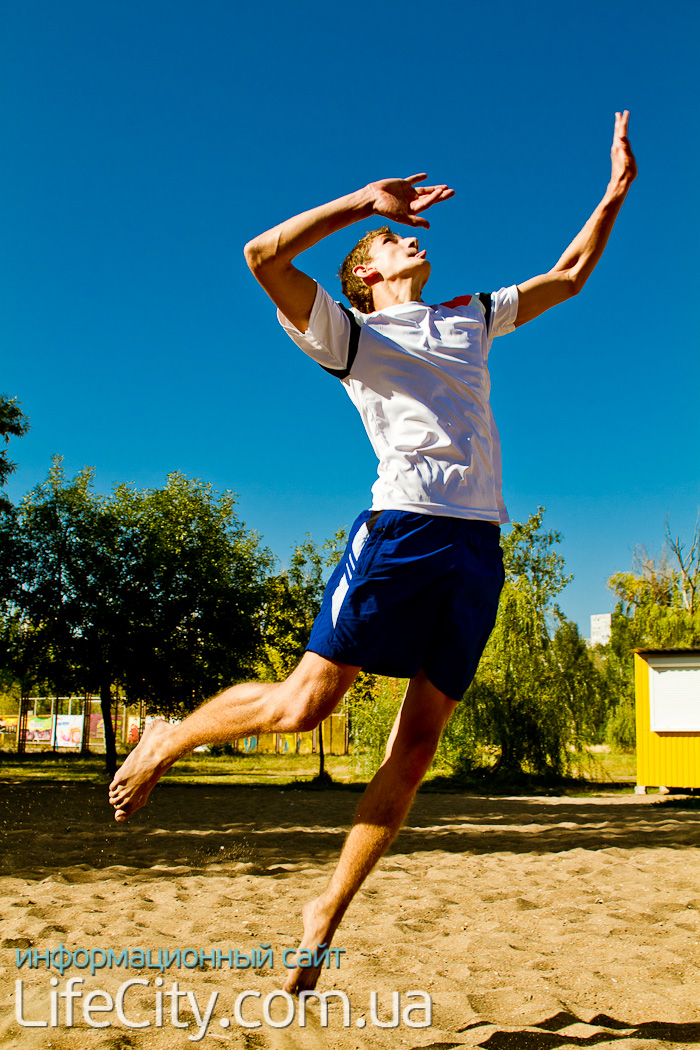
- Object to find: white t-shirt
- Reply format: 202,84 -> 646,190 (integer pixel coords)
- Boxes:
279,284 -> 518,523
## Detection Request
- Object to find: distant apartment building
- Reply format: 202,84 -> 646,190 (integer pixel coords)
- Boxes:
589,612 -> 612,646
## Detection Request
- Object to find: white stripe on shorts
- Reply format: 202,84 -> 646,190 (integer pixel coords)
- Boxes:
331,522 -> 371,628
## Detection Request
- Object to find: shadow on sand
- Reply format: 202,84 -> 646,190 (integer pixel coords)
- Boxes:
0,780 -> 699,881
455,1008 -> 700,1048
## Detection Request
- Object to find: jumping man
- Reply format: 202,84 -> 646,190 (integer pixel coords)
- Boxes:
109,112 -> 637,993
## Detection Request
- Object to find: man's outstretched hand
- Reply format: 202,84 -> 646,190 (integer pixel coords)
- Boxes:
611,110 -> 637,188
368,174 -> 454,229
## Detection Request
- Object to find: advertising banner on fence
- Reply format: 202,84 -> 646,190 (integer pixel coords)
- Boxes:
0,715 -> 18,740
23,715 -> 53,743
125,716 -> 140,743
55,714 -> 83,748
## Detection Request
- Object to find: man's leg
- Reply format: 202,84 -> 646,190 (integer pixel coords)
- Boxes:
108,653 -> 359,821
284,670 -> 457,993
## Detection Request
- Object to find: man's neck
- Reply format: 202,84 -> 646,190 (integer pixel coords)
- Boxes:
371,276 -> 426,312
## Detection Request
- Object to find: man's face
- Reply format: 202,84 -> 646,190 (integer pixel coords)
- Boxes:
362,230 -> 430,283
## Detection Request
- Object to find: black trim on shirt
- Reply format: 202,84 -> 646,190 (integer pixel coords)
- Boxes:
478,292 -> 493,336
320,304 -> 361,380
366,510 -> 384,533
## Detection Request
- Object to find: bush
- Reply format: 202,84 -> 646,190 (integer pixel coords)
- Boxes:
207,742 -> 237,757
606,697 -> 636,752
348,675 -> 402,776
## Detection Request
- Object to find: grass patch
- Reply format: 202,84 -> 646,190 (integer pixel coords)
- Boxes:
0,745 -> 641,796
0,748 -> 356,786
568,746 -> 637,784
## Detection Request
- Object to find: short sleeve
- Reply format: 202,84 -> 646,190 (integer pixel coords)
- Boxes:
489,285 -> 519,338
277,283 -> 357,372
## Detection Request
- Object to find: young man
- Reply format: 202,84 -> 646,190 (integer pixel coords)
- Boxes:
109,112 -> 636,993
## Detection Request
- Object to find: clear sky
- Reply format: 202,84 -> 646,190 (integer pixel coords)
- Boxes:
2,0 -> 698,632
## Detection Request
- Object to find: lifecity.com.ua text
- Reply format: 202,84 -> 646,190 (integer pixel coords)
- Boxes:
14,978 -> 433,1040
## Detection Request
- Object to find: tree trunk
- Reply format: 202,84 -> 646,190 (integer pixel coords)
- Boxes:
312,718 -> 332,786
318,718 -> 325,779
100,680 -> 117,779
490,740 -> 522,778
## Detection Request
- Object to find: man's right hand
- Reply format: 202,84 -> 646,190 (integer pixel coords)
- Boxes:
368,175 -> 455,229
244,174 -> 454,332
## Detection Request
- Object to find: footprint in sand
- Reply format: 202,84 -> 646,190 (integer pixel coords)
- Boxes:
37,923 -> 68,938
509,897 -> 539,911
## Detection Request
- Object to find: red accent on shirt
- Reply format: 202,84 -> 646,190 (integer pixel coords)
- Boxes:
437,295 -> 473,310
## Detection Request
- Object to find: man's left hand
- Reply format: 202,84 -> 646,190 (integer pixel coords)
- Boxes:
610,110 -> 637,188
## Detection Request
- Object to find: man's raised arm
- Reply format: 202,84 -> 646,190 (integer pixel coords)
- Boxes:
243,176 -> 453,332
514,111 -> 638,328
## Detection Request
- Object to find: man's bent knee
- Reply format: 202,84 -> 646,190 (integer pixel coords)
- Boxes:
272,702 -> 325,734
267,682 -> 340,733
268,652 -> 358,733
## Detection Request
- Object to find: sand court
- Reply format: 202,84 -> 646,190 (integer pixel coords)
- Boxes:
1,781 -> 700,1048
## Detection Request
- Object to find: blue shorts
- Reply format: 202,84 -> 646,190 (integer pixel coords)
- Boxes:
306,509 -> 505,701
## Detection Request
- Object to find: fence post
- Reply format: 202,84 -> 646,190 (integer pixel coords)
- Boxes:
81,695 -> 91,755
17,692 -> 28,756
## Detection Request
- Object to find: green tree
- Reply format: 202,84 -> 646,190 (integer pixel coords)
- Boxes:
0,464 -> 273,775
0,395 -> 30,505
256,536 -> 334,682
501,506 -> 573,607
0,461 -> 98,698
113,473 -> 273,720
0,461 -> 138,771
444,508 -> 603,778
597,611 -> 638,751
608,522 -> 700,649
602,520 -> 700,749
256,530 -> 348,779
347,674 -> 401,776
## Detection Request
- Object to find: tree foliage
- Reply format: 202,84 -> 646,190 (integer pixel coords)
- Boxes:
255,533 -> 344,682
602,519 -> 700,750
501,507 -> 573,607
0,395 -> 30,507
0,462 -> 272,774
111,473 -> 273,713
608,520 -> 700,649
255,530 -> 375,781
444,508 -> 603,778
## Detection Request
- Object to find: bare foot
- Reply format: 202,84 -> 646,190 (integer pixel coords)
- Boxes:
108,720 -> 176,822
283,897 -> 342,994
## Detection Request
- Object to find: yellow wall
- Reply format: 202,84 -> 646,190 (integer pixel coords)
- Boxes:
635,653 -> 700,787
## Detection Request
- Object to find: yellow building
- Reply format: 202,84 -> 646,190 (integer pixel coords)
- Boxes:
634,649 -> 700,792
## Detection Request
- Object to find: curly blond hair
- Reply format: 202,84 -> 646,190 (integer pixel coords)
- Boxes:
338,226 -> 393,313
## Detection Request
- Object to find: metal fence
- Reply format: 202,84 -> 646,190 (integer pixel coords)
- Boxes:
0,696 -> 349,756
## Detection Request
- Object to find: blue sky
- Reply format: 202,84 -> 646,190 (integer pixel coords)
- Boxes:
2,0 -> 699,632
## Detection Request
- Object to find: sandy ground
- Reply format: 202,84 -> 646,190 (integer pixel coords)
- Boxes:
1,780 -> 700,1049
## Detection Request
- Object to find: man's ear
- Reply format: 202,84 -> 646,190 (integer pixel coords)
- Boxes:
353,263 -> 380,286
